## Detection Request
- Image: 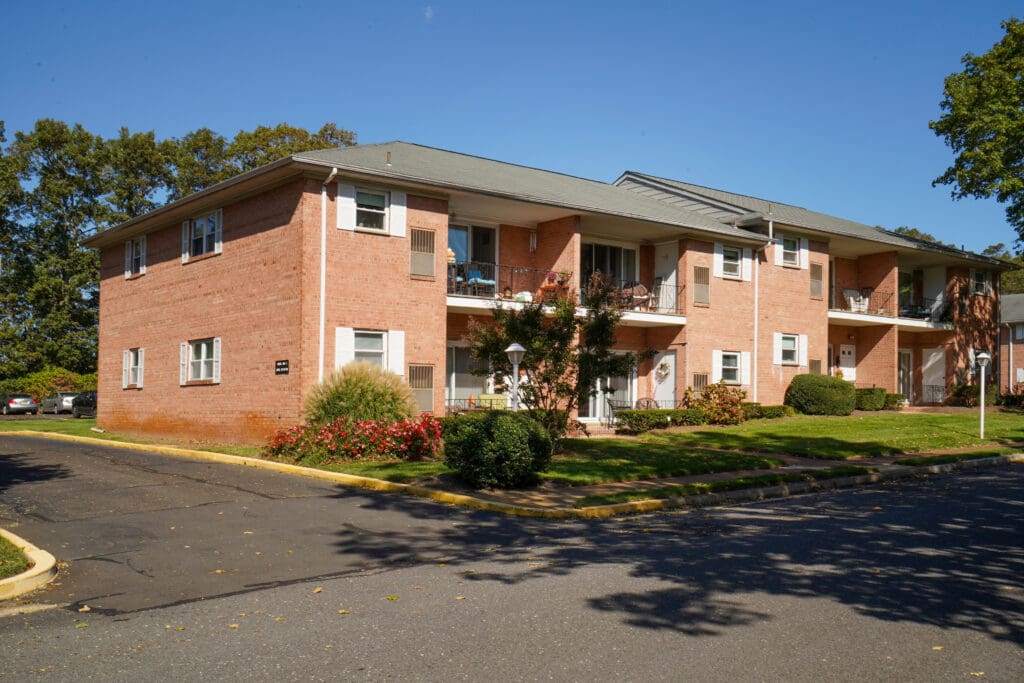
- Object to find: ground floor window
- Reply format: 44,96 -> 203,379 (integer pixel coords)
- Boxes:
445,345 -> 490,407
181,337 -> 221,384
122,348 -> 144,388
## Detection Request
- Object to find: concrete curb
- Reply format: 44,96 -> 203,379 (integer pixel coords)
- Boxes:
0,527 -> 58,601
3,431 -> 1022,520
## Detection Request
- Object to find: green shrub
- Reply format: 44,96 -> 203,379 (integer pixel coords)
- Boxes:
785,374 -> 856,416
883,393 -> 905,410
0,367 -> 93,402
674,407 -> 707,425
949,382 -> 996,407
305,362 -> 415,426
443,412 -> 552,488
615,409 -> 672,433
745,404 -> 795,419
699,382 -> 746,425
855,387 -> 886,411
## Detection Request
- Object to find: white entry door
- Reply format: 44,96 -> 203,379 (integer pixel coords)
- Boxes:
839,344 -> 856,382
922,347 -> 946,404
654,241 -> 678,313
652,351 -> 676,407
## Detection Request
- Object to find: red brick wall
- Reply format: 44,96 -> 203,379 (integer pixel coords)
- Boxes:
534,216 -> 579,288
98,179 -> 308,443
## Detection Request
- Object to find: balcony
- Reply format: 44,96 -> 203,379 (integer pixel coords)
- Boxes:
829,289 -> 953,332
446,261 -> 686,326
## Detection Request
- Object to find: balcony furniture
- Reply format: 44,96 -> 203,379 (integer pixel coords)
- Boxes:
619,282 -> 651,310
467,269 -> 496,297
605,397 -> 633,427
649,277 -> 663,312
538,282 -> 569,302
476,393 -> 507,410
843,289 -> 868,313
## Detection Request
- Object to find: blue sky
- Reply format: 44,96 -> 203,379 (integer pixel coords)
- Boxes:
3,1 -> 1021,253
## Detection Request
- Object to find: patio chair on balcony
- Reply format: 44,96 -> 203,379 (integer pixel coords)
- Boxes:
619,283 -> 650,310
467,269 -> 496,297
843,289 -> 867,313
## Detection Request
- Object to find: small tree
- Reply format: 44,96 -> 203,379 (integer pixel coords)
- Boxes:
468,273 -> 643,440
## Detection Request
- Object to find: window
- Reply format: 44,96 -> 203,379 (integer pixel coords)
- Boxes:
721,246 -> 741,279
124,236 -> 146,278
409,365 -> 434,414
693,266 -> 710,305
580,242 -> 637,285
774,332 -> 807,367
122,348 -> 144,388
354,331 -> 386,366
782,237 -> 799,266
720,352 -> 740,383
181,210 -> 222,263
356,190 -> 387,231
449,224 -> 497,265
810,263 -> 823,298
971,269 -> 991,296
337,183 -> 407,236
181,338 -> 221,384
336,327 -> 404,376
1015,323 -> 1024,341
410,229 -> 436,277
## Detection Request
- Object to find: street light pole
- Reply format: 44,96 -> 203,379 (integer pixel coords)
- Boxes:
977,351 -> 991,439
505,343 -> 526,412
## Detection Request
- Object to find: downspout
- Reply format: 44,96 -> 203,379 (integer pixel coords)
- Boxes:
319,167 -> 338,383
752,217 -> 774,403
1007,322 -> 1013,392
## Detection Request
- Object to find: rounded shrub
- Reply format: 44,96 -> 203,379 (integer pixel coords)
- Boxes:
883,393 -> 905,410
784,374 -> 855,416
305,362 -> 416,426
855,387 -> 886,411
443,412 -> 553,489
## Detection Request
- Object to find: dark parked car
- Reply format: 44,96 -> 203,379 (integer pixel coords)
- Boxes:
1,393 -> 38,415
71,391 -> 97,418
41,392 -> 79,414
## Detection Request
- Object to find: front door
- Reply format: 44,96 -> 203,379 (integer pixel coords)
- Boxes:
839,344 -> 856,382
898,349 -> 913,403
654,242 -> 678,313
652,351 -> 676,407
922,347 -> 946,404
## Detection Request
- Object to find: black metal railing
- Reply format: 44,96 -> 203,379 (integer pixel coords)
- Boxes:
833,288 -> 895,316
922,384 -> 946,404
897,297 -> 951,323
446,262 -> 686,315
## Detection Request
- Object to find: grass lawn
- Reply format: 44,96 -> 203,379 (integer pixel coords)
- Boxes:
645,412 -> 1024,459
0,535 -> 29,580
896,449 -> 1016,466
574,466 -> 876,508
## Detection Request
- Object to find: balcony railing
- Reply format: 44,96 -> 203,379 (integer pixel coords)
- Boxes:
897,297 -> 950,323
922,384 -> 946,404
833,288 -> 894,316
446,261 -> 685,315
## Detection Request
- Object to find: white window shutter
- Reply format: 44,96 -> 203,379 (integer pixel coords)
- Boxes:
388,330 -> 405,377
773,235 -> 784,266
741,247 -> 752,282
711,350 -> 723,383
212,337 -> 221,383
740,352 -> 751,386
712,243 -> 724,278
1017,367 -> 1024,384
799,238 -> 809,269
214,209 -> 224,255
798,334 -> 808,366
122,350 -> 130,389
137,348 -> 144,388
139,236 -> 147,274
390,191 -> 407,238
773,332 -> 783,365
335,327 -> 355,368
969,347 -> 976,373
180,342 -> 188,385
181,222 -> 190,264
124,242 -> 132,279
337,183 -> 356,231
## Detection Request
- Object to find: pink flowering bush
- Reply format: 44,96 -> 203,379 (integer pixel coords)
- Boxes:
263,414 -> 443,464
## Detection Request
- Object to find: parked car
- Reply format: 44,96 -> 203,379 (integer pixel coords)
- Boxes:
71,391 -> 97,418
1,393 -> 39,415
41,392 -> 79,414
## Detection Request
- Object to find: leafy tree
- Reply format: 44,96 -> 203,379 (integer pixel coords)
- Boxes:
105,127 -> 176,222
981,243 -> 1024,293
930,18 -> 1024,239
891,226 -> 954,247
166,127 -> 232,201
468,274 -> 643,440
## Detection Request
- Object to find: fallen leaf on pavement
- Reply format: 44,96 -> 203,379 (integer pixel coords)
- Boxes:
212,569 -> 225,574
932,646 -> 943,651
78,605 -> 90,613
313,587 -> 322,594
229,624 -> 239,629
74,622 -> 88,629
386,595 -> 399,601
337,609 -> 350,615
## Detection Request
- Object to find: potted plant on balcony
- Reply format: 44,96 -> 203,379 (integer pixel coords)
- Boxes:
557,270 -> 572,286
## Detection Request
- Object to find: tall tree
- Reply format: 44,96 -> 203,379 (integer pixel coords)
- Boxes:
930,18 -> 1024,239
105,127 -> 176,222
981,243 -> 1024,293
891,226 -> 954,247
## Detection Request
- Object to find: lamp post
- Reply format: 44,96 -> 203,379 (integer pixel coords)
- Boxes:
977,351 -> 991,439
505,342 -> 526,412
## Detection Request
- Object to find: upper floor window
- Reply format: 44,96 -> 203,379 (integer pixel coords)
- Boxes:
449,224 -> 496,265
337,183 -> 407,237
1016,323 -> 1024,341
971,269 -> 991,296
722,246 -> 741,278
124,236 -> 146,278
181,210 -> 222,263
782,236 -> 800,267
581,242 -> 637,285
356,190 -> 387,231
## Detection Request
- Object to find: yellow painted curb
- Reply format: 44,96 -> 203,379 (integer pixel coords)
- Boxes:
0,527 -> 57,601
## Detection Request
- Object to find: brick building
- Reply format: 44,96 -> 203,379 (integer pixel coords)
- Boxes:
999,293 -> 1024,394
83,142 -> 1010,443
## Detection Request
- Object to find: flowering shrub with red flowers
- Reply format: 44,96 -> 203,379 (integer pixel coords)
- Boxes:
263,415 -> 443,464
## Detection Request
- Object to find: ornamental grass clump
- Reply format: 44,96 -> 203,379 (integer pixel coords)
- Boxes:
304,362 -> 416,426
